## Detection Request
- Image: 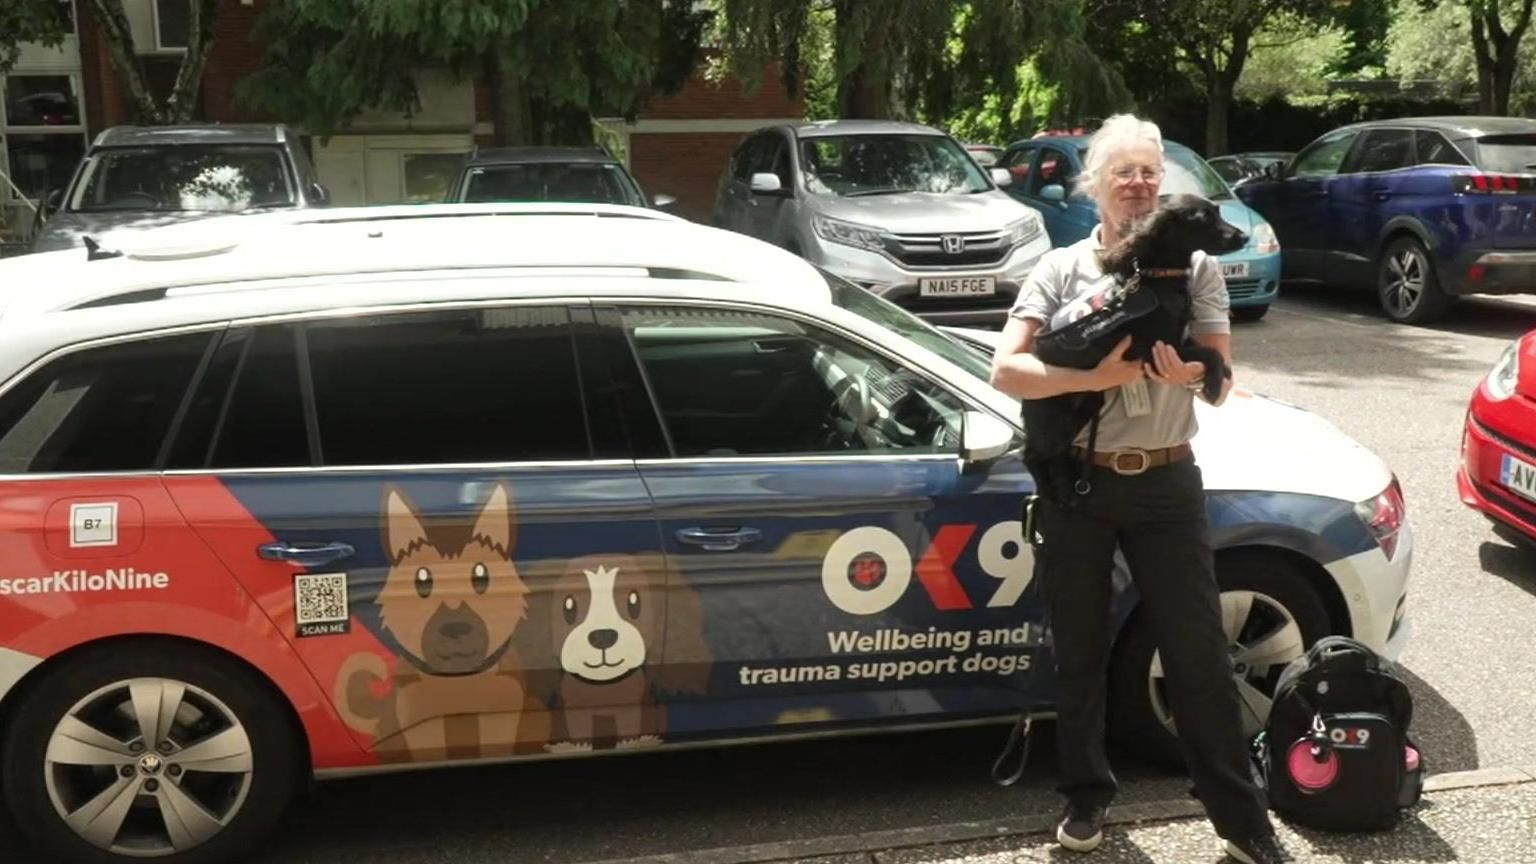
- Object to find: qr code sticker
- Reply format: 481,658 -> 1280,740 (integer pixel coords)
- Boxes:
294,573 -> 350,637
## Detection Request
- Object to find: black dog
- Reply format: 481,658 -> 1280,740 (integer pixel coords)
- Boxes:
1020,194 -> 1248,498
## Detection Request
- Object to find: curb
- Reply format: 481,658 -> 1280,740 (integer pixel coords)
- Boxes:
593,768 -> 1536,864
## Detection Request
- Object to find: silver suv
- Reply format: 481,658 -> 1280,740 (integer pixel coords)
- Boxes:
712,120 -> 1050,324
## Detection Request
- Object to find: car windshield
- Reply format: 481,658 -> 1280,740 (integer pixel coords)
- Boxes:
802,134 -> 991,196
462,163 -> 645,206
1161,145 -> 1234,199
70,145 -> 295,213
823,269 -> 994,381
1474,134 -> 1536,173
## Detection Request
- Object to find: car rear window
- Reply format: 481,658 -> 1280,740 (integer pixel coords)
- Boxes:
462,163 -> 645,207
0,332 -> 213,473
1473,135 -> 1536,174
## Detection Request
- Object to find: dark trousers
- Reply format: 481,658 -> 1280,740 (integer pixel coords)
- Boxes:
1035,456 -> 1272,842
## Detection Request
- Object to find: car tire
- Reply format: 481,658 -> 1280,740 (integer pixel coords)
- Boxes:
1107,551 -> 1333,768
1378,236 -> 1453,324
1231,304 -> 1269,323
1,641 -> 302,864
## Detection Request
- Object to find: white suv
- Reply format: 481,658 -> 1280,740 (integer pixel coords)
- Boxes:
712,120 -> 1051,325
0,204 -> 1408,864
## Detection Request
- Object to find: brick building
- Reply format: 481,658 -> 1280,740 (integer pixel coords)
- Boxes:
0,0 -> 804,242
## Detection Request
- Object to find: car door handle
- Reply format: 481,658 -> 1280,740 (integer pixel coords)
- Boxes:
257,541 -> 356,567
675,526 -> 762,552
1373,191 -> 1392,201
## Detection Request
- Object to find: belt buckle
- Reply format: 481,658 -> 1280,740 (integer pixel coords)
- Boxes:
1111,448 -> 1151,475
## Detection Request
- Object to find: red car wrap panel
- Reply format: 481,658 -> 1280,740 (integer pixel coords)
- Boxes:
0,476 -> 371,770
1459,335 -> 1536,542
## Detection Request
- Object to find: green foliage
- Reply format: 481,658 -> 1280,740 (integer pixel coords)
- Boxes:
0,0 -> 73,74
237,0 -> 709,141
1385,0 -> 1533,111
1237,10 -> 1349,99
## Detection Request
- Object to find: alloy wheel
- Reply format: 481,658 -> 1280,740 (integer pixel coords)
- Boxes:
42,677 -> 254,858
1146,590 -> 1305,740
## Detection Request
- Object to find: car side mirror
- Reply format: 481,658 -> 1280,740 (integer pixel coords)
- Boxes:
1039,184 -> 1066,204
750,172 -> 785,195
960,410 -> 1017,465
309,182 -> 331,205
990,167 -> 1013,188
44,188 -> 64,215
653,193 -> 677,210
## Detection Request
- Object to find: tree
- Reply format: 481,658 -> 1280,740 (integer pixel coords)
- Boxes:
713,0 -> 1129,131
1468,0 -> 1533,114
237,0 -> 708,145
3,0 -> 221,123
1386,0 -> 1533,113
1088,0 -> 1337,155
1236,11 -> 1348,101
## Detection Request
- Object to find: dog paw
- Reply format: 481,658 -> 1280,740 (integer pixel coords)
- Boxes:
615,735 -> 663,749
545,741 -> 593,754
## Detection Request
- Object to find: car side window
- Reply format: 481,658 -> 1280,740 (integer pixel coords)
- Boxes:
1350,129 -> 1415,174
619,306 -> 965,458
1415,131 -> 1470,166
0,331 -> 215,474
763,136 -> 794,189
303,306 -> 590,466
1030,147 -> 1074,196
1291,131 -> 1360,177
167,325 -> 311,470
1001,146 -> 1034,185
731,135 -> 763,181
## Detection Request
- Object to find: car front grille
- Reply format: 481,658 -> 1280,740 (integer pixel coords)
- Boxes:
1227,279 -> 1266,301
883,230 -> 1011,269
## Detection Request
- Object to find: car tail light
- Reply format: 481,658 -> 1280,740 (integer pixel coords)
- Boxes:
1355,476 -> 1406,560
1451,173 -> 1536,195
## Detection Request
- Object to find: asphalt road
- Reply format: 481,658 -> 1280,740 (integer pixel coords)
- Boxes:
3,284 -> 1535,864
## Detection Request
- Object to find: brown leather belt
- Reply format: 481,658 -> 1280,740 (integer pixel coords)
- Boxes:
1069,443 -> 1194,476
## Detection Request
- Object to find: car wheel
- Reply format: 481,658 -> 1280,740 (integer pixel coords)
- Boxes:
1107,552 -> 1333,768
2,642 -> 301,864
1378,236 -> 1452,324
1231,304 -> 1269,323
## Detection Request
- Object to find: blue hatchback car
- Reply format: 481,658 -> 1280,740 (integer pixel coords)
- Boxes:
997,136 -> 1283,321
1234,117 -> 1536,324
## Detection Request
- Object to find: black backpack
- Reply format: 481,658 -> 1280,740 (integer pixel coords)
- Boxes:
1254,636 -> 1425,832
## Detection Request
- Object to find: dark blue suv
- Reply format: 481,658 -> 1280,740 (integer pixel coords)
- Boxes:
1236,117 -> 1536,323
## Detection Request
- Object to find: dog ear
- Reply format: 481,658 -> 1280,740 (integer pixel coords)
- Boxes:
383,486 -> 429,564
652,569 -> 714,696
470,482 -> 517,558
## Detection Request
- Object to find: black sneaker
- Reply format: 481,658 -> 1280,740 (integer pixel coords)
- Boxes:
1056,803 -> 1106,852
1224,832 -> 1296,864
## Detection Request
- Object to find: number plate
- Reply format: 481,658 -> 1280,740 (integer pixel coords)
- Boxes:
919,276 -> 996,297
1221,261 -> 1250,279
1500,453 -> 1536,503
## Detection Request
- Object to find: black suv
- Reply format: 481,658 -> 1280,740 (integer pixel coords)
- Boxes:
449,146 -> 674,210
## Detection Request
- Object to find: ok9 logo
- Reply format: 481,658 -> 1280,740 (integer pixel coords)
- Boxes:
820,521 -> 1034,616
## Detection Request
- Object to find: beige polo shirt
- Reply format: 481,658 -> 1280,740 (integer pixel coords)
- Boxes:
1008,226 -> 1231,451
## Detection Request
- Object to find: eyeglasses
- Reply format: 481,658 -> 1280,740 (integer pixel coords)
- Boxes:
1110,164 -> 1165,183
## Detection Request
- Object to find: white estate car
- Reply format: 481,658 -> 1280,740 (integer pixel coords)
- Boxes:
0,204 -> 1410,864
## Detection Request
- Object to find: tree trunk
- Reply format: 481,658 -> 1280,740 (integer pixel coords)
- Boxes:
1471,8 -> 1497,113
85,0 -> 161,123
166,0 -> 219,123
489,47 -> 534,146
1205,75 -> 1232,157
1493,51 -> 1518,115
838,65 -> 889,119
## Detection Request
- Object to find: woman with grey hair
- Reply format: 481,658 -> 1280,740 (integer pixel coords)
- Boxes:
989,115 -> 1291,864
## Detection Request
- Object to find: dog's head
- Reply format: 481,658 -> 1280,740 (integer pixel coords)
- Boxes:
377,483 -> 526,676
519,552 -> 713,697
1100,193 -> 1248,276
552,554 -> 663,684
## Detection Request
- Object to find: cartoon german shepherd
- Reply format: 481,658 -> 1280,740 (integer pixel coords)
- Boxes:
334,483 -> 550,762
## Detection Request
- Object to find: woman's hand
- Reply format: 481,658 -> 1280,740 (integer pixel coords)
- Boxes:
1092,335 -> 1144,391
1144,341 -> 1206,389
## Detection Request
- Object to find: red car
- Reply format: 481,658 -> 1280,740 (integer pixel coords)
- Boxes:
1459,329 -> 1536,544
